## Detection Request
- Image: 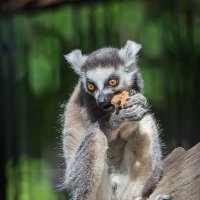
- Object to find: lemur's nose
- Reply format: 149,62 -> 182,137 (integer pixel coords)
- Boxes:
97,94 -> 106,106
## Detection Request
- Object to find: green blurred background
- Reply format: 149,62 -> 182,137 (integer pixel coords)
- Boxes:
1,0 -> 200,199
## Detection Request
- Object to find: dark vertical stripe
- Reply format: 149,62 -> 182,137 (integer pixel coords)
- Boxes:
7,15 -> 19,200
0,16 -> 7,200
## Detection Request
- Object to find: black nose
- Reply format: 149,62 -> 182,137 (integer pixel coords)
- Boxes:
97,94 -> 106,106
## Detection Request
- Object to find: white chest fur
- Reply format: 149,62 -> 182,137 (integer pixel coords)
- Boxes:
108,121 -> 141,199
111,173 -> 129,199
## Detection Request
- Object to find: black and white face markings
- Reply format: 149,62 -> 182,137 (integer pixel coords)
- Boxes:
85,67 -> 119,107
83,66 -> 134,110
64,41 -> 143,109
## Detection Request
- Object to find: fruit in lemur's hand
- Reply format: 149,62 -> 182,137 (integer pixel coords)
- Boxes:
111,91 -> 130,108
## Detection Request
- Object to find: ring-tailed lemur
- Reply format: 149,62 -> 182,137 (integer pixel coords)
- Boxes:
62,41 -> 172,200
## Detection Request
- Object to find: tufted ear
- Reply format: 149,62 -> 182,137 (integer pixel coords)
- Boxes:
119,40 -> 142,72
64,49 -> 87,75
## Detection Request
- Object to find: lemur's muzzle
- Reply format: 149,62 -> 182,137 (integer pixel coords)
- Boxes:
97,94 -> 107,106
97,93 -> 113,110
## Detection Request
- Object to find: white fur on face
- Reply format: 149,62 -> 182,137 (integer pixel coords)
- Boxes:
86,67 -> 116,90
84,66 -> 136,96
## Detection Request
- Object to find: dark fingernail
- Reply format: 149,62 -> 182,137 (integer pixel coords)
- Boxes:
117,100 -> 121,105
115,103 -> 120,115
129,89 -> 136,96
123,104 -> 128,108
115,107 -> 119,115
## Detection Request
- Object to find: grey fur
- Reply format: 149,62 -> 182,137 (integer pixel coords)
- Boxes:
62,40 -> 170,200
82,48 -> 124,72
64,49 -> 87,75
119,40 -> 141,72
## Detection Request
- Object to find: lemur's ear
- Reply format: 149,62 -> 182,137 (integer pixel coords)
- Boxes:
64,49 -> 87,75
119,40 -> 142,72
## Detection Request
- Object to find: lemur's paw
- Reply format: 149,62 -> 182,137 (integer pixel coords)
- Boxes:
155,194 -> 172,200
124,93 -> 147,109
120,104 -> 148,121
119,93 -> 148,121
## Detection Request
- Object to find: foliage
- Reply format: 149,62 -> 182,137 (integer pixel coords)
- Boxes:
6,156 -> 63,200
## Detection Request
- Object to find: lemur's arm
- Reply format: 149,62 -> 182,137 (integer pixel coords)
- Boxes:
97,93 -> 148,136
62,91 -> 85,162
122,114 -> 162,200
63,88 -> 109,199
65,128 -> 108,200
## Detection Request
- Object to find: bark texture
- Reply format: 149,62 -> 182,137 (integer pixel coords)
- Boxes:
148,142 -> 200,200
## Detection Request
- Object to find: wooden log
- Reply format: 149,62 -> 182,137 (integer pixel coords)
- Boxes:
148,142 -> 200,200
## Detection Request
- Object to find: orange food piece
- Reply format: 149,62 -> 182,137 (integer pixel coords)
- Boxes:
111,91 -> 129,108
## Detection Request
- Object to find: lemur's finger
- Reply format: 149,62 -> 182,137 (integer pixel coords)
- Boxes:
125,105 -> 148,121
124,98 -> 146,109
124,99 -> 137,109
115,104 -> 119,115
115,100 -> 121,115
124,94 -> 147,109
129,89 -> 136,96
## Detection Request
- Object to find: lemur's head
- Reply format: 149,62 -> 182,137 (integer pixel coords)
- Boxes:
65,40 -> 143,111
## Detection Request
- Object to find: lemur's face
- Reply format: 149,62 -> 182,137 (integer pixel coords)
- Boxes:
83,66 -> 134,110
64,40 -> 143,111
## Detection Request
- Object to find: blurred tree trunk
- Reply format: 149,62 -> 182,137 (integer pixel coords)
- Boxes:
0,20 -> 6,200
0,0 -> 89,13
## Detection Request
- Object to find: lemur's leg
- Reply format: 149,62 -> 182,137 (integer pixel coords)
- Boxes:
122,155 -> 158,200
122,114 -> 163,200
65,128 -> 109,200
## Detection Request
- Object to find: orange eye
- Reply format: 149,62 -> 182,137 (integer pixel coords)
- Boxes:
87,83 -> 95,91
108,79 -> 117,87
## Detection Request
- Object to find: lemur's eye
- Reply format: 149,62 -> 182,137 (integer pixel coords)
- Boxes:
87,83 -> 95,91
108,79 -> 117,87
